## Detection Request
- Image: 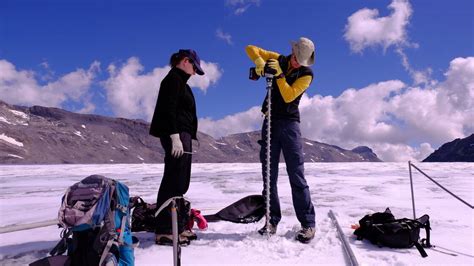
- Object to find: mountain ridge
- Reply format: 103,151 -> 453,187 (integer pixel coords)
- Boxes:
423,134 -> 474,162
0,100 -> 382,164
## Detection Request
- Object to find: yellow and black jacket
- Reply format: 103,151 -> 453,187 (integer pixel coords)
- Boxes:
246,45 -> 313,122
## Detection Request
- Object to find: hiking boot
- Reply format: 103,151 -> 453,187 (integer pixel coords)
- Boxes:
295,227 -> 315,243
258,223 -> 277,236
155,234 -> 190,246
181,229 -> 197,241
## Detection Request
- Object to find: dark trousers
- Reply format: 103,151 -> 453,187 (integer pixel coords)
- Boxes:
260,119 -> 315,228
155,132 -> 192,234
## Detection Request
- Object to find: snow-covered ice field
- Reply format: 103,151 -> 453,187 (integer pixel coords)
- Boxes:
0,163 -> 472,265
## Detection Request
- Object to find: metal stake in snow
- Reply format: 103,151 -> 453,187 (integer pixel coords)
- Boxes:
155,196 -> 184,266
264,74 -> 274,235
0,219 -> 56,234
328,210 -> 359,266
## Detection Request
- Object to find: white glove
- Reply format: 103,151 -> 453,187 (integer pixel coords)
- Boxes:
170,133 -> 184,158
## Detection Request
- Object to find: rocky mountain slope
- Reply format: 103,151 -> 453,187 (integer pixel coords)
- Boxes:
0,100 -> 381,164
423,134 -> 474,162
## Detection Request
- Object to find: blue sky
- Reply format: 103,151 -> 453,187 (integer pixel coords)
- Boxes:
1,0 -> 473,161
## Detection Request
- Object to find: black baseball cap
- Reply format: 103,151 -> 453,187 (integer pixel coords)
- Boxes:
178,49 -> 205,75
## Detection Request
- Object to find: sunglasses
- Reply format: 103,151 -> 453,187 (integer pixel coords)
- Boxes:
187,58 -> 197,71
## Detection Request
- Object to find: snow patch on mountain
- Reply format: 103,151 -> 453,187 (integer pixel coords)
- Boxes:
0,134 -> 24,147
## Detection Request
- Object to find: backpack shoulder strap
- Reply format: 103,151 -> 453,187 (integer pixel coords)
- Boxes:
103,181 -> 117,234
49,229 -> 72,256
114,181 -> 130,244
118,210 -> 128,244
417,214 -> 432,248
414,242 -> 428,257
99,238 -> 118,266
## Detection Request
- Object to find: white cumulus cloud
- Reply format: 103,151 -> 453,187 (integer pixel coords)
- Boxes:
300,56 -> 473,161
0,59 -> 99,111
189,61 -> 222,93
344,0 -> 434,87
199,106 -> 262,138
344,0 -> 413,53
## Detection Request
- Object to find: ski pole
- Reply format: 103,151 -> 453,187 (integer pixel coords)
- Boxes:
408,161 -> 417,219
171,199 -> 181,266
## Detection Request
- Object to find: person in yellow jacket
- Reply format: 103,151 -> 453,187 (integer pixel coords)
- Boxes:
246,37 -> 316,243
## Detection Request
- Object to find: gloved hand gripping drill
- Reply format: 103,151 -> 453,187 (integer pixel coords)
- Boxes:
249,58 -> 278,81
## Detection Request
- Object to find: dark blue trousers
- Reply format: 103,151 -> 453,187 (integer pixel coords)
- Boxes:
260,119 -> 315,228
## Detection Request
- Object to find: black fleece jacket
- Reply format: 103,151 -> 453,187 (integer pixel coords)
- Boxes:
149,67 -> 198,139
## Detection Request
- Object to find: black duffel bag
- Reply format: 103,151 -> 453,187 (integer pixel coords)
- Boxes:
354,208 -> 432,257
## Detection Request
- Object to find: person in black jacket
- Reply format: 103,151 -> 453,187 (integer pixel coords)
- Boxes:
149,49 -> 204,245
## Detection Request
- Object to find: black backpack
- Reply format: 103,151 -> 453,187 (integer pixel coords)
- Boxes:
129,196 -> 191,233
354,208 -> 432,257
129,197 -> 157,232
